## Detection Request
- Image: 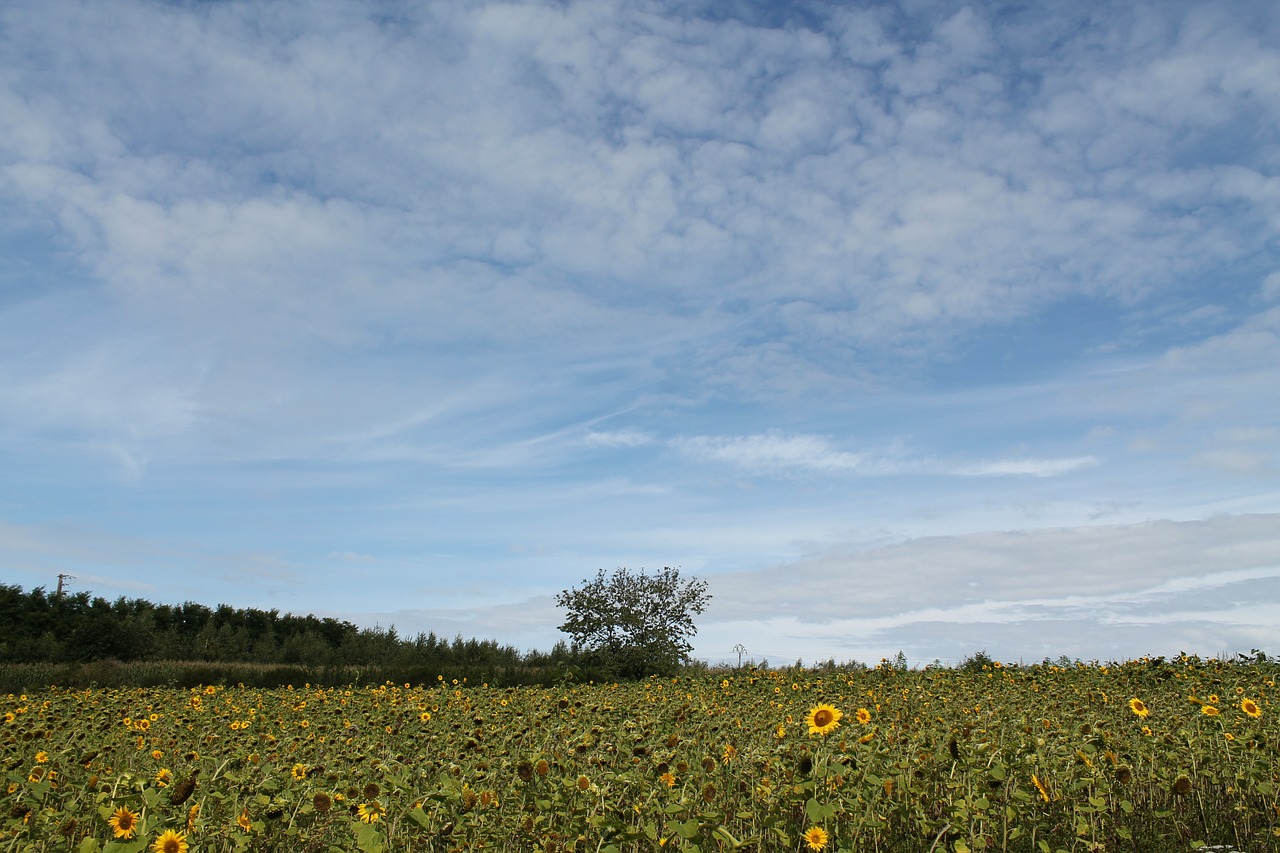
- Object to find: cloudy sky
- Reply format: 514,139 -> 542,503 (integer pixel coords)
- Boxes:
2,0 -> 1278,667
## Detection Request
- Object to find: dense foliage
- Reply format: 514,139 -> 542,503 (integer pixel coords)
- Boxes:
556,567 -> 710,679
0,585 -> 577,689
2,656 -> 1276,852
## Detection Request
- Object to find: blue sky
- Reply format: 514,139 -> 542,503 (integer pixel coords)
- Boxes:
2,0 -> 1278,666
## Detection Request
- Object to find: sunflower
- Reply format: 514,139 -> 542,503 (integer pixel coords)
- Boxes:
855,707 -> 872,725
1241,697 -> 1262,718
1128,698 -> 1149,718
108,806 -> 140,839
1201,705 -> 1220,717
237,808 -> 252,831
1031,774 -> 1050,803
151,829 -> 188,853
803,826 -> 829,851
357,801 -> 385,823
805,704 -> 843,736
154,768 -> 172,787
291,763 -> 307,780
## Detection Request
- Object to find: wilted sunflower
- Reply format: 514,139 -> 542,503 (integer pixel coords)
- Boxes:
108,806 -> 140,839
151,829 -> 188,853
805,704 -> 843,736
1128,698 -> 1149,718
803,826 -> 829,851
1241,697 -> 1262,718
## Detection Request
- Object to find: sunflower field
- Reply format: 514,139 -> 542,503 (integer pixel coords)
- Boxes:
2,656 -> 1277,852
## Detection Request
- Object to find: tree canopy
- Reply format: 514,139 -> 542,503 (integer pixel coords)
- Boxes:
556,566 -> 710,678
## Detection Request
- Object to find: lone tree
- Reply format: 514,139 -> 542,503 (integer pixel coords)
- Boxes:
556,566 -> 710,678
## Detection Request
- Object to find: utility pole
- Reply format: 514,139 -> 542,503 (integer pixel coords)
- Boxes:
56,573 -> 75,598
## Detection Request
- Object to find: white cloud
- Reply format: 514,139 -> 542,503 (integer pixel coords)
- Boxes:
583,429 -> 654,449
957,456 -> 1100,477
672,432 -> 888,476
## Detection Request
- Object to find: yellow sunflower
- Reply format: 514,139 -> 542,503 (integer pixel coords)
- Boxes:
1201,705 -> 1220,717
151,830 -> 188,853
291,763 -> 307,780
108,806 -> 140,839
237,808 -> 253,831
805,704 -> 843,736
855,707 -> 872,725
803,826 -> 829,851
1241,697 -> 1262,718
1031,774 -> 1050,803
357,801 -> 385,823
1128,698 -> 1149,718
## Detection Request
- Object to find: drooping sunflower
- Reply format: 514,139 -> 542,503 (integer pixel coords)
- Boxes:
151,829 -> 188,853
237,808 -> 253,831
108,807 -> 140,839
357,801 -> 385,823
803,826 -> 829,851
1031,774 -> 1050,803
1241,697 -> 1262,718
805,704 -> 843,736
1128,698 -> 1149,718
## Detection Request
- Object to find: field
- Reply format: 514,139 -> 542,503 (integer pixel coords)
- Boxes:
2,656 -> 1277,852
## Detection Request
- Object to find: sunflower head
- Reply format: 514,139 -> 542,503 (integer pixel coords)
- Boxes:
151,829 -> 188,853
108,807 -> 140,839
1128,698 -> 1149,718
805,704 -> 843,737
1241,697 -> 1262,718
803,825 -> 829,851
357,801 -> 385,823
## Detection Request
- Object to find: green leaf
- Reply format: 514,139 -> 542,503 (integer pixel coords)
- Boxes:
103,842 -> 146,853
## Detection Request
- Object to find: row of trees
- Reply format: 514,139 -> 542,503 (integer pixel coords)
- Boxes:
0,584 -> 559,673
1,566 -> 713,683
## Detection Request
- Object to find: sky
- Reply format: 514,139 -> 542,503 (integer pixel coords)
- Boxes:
1,0 -> 1278,668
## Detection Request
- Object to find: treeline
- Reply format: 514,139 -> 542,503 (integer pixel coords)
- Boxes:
0,584 -> 581,689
